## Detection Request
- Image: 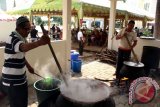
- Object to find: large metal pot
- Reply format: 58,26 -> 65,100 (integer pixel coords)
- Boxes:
55,79 -> 115,107
120,61 -> 145,80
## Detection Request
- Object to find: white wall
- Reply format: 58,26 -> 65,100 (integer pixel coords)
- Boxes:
111,38 -> 160,67
0,21 -> 16,42
0,41 -> 67,85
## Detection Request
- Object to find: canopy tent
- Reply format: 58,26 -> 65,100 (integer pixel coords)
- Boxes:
8,0 -> 80,16
7,0 -> 154,21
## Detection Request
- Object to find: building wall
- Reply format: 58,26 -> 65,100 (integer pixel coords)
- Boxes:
0,0 -> 7,11
149,0 -> 157,17
0,21 -> 16,42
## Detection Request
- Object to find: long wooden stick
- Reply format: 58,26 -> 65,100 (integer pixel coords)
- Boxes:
124,33 -> 139,64
34,72 -> 45,79
40,24 -> 68,86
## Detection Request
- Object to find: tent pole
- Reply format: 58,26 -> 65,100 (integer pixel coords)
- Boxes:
29,10 -> 33,24
48,14 -> 51,31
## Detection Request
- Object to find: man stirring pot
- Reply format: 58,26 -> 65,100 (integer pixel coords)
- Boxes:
115,20 -> 137,80
1,16 -> 50,107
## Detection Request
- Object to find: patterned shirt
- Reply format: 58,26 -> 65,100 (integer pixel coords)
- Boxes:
2,31 -> 26,86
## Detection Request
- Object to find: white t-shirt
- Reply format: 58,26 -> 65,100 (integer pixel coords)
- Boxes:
77,31 -> 83,41
118,28 -> 137,49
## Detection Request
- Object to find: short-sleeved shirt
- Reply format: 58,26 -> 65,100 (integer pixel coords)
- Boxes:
2,32 -> 26,76
77,31 -> 83,41
118,28 -> 137,49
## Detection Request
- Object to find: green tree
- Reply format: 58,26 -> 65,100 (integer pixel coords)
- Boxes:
51,16 -> 62,25
34,16 -> 43,25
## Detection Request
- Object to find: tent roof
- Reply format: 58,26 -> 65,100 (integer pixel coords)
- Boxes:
7,0 -> 154,21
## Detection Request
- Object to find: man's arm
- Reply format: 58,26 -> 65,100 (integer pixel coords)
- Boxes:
116,32 -> 127,40
80,33 -> 85,43
20,35 -> 50,52
116,34 -> 123,40
116,29 -> 126,40
131,40 -> 137,49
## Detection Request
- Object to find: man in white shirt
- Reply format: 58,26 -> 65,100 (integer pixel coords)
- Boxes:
77,29 -> 84,56
115,20 -> 137,80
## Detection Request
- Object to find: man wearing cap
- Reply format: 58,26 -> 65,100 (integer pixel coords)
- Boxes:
1,16 -> 50,107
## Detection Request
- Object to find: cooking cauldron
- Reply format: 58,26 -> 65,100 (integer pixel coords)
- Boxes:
55,79 -> 115,107
34,78 -> 61,107
120,61 -> 145,80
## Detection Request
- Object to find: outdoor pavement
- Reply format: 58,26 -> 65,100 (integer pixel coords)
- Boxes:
0,43 -> 160,107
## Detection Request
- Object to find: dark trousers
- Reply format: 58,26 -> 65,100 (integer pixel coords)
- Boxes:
116,48 -> 131,79
2,82 -> 28,107
79,41 -> 84,55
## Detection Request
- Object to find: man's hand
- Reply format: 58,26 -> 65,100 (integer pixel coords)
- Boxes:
123,31 -> 128,37
116,31 -> 127,40
38,35 -> 50,45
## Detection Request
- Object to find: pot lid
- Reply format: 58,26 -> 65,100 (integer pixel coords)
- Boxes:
123,61 -> 144,67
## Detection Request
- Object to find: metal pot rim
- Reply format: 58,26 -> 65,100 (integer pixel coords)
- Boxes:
123,61 -> 144,67
33,78 -> 61,92
60,93 -> 110,104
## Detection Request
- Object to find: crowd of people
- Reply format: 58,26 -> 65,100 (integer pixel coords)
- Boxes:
71,27 -> 108,47
50,24 -> 62,40
29,23 -> 62,42
24,21 -> 154,45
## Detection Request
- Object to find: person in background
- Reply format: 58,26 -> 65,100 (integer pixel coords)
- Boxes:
51,24 -> 56,39
135,27 -> 140,37
1,16 -> 50,107
55,26 -> 61,40
30,23 -> 39,42
77,28 -> 84,56
115,20 -> 137,80
51,24 -> 56,33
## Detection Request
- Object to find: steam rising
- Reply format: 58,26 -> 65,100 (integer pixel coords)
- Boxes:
34,58 -> 59,78
60,78 -> 111,103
